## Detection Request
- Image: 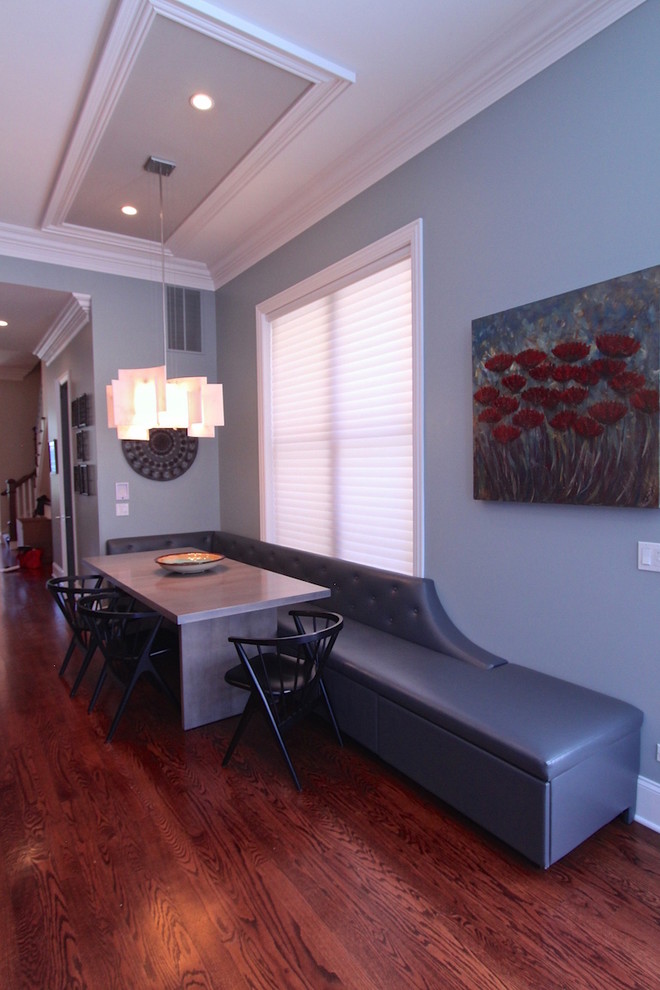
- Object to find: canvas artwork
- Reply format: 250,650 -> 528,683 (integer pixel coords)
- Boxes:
472,264 -> 660,507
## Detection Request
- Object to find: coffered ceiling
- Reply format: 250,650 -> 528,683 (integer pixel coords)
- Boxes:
0,0 -> 646,377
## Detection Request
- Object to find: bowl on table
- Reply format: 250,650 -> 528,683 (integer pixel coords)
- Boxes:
155,551 -> 224,574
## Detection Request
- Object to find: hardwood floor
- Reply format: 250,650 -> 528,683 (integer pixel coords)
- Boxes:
1,567 -> 659,990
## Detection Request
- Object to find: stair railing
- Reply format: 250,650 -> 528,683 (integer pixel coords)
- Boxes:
3,471 -> 37,542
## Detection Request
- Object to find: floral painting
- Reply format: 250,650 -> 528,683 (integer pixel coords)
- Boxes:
472,264 -> 660,507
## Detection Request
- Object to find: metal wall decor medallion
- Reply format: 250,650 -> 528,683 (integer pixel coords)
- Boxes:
121,428 -> 198,481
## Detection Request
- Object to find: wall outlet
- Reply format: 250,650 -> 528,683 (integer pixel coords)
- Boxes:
116,502 -> 129,516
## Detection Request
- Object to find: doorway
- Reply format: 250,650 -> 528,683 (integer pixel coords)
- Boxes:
59,380 -> 76,573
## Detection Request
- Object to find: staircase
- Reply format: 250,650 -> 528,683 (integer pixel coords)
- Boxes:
4,471 -> 37,540
2,392 -> 48,568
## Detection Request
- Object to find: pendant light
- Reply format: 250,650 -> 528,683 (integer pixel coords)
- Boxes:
106,156 -> 224,440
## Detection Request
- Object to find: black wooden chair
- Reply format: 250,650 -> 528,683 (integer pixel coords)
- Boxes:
222,610 -> 344,790
46,574 -> 106,695
78,592 -> 180,743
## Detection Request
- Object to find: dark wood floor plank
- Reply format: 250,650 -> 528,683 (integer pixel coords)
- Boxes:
1,567 -> 660,989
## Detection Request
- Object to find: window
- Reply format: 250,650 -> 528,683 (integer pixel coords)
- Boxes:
257,220 -> 423,575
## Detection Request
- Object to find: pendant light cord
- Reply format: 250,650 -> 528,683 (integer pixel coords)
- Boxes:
159,171 -> 168,373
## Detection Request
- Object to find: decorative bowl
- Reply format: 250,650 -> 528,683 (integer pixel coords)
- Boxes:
155,551 -> 224,574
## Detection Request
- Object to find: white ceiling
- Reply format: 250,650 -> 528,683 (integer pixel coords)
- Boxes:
0,0 -> 646,378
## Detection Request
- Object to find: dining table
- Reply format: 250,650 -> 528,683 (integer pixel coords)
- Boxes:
83,547 -> 330,730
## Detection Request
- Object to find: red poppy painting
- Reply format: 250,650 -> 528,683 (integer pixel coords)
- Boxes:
472,264 -> 660,506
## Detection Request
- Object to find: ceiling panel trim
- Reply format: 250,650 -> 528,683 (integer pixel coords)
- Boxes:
149,0 -> 355,81
170,72 -> 351,254
41,0 -> 354,246
41,0 -> 155,233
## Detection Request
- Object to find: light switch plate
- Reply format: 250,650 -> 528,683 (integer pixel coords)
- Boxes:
638,541 -> 660,571
116,502 -> 129,516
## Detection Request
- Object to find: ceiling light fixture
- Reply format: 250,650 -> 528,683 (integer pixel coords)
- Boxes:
106,156 -> 224,441
121,204 -> 138,216
190,92 -> 214,111
0,320 -> 7,327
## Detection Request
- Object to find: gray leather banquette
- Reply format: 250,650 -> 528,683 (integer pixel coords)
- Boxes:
106,529 -> 643,868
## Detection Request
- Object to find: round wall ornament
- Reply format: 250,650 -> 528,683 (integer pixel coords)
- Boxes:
121,428 -> 198,481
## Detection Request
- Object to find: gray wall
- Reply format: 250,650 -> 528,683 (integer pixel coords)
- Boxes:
0,257 -> 222,567
215,2 -> 660,781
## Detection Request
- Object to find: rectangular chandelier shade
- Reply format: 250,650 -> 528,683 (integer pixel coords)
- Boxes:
106,367 -> 224,440
166,378 -> 225,437
106,366 -> 167,441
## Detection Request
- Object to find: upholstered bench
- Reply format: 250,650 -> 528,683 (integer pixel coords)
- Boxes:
105,529 -> 642,867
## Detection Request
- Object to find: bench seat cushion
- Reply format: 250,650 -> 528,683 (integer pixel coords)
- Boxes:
281,613 -> 642,783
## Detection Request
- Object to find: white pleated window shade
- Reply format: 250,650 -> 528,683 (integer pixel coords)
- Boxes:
267,256 -> 414,573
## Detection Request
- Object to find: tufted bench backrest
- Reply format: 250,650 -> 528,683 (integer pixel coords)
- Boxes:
211,531 -> 505,670
106,531 -> 215,556
105,529 -> 504,669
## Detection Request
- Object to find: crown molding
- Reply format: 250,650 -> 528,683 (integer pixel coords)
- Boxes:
35,293 -> 92,366
209,0 -> 647,287
0,221 -> 214,290
2,0 -> 645,291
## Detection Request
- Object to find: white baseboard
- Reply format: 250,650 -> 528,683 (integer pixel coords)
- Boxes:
635,776 -> 660,833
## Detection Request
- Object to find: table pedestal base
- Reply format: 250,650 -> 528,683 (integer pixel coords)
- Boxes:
179,607 -> 276,729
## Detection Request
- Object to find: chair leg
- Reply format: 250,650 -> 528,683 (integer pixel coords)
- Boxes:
222,692 -> 258,767
70,640 -> 98,698
144,660 -> 180,711
105,662 -> 146,743
223,689 -> 303,790
258,701 -> 302,791
58,636 -> 77,676
88,662 -> 109,713
268,720 -> 302,791
105,654 -> 179,743
319,679 -> 343,747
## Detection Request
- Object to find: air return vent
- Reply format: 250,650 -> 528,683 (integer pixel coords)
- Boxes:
167,286 -> 201,352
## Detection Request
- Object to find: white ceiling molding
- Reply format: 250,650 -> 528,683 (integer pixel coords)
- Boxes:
0,0 -> 645,292
35,293 -> 92,366
47,222 -> 214,288
0,221 -> 213,290
209,0 -> 648,287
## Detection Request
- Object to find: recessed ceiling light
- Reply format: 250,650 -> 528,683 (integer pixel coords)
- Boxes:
121,205 -> 138,216
0,320 -> 7,327
190,92 -> 214,111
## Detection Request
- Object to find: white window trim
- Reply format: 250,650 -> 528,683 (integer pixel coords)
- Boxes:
256,218 -> 424,575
